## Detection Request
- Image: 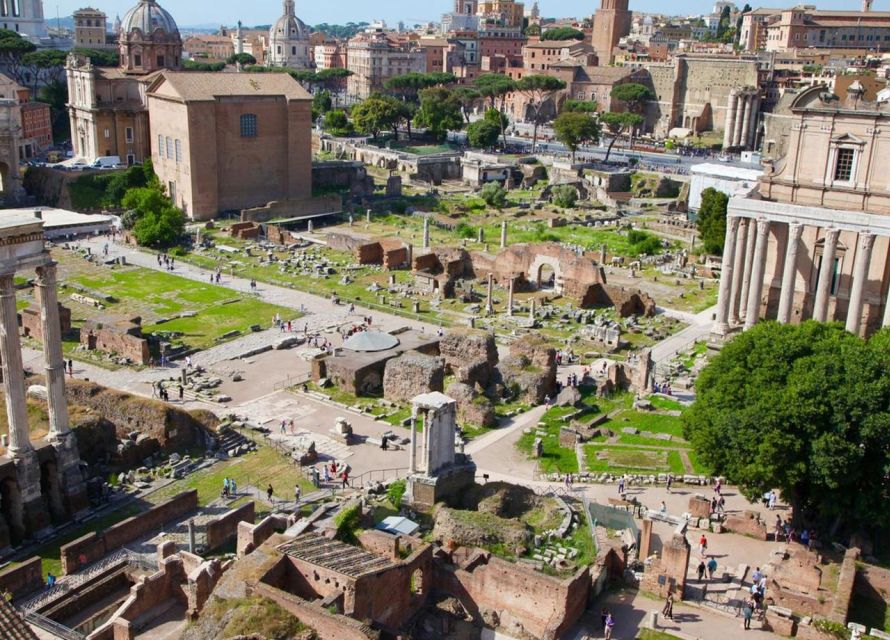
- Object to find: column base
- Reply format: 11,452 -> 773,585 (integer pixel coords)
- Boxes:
22,496 -> 53,540
47,432 -> 89,518
11,449 -> 53,540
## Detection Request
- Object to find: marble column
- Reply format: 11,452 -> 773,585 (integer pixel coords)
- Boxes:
733,95 -> 746,148
747,94 -> 760,150
777,223 -> 803,324
486,273 -> 493,313
812,228 -> 839,322
713,216 -> 741,335
409,407 -> 417,473
507,279 -> 514,316
422,216 -> 430,249
738,217 -> 758,322
529,297 -> 536,320
723,90 -> 738,149
500,221 -> 507,248
729,218 -> 749,324
35,263 -> 70,438
0,274 -> 31,456
882,270 -> 890,328
744,219 -> 771,329
845,232 -> 875,335
739,94 -> 752,150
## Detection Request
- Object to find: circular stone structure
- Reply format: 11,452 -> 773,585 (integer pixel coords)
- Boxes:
342,331 -> 400,352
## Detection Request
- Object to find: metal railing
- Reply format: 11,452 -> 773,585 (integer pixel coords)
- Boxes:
348,467 -> 409,489
24,611 -> 84,640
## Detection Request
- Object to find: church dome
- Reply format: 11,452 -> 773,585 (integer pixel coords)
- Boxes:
120,0 -> 179,38
271,13 -> 309,42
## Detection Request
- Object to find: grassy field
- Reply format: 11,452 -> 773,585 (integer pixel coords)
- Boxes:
584,445 -> 685,476
64,266 -> 295,350
637,630 -> 684,640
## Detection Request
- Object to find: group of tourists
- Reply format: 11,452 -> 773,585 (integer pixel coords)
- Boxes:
308,462 -> 350,489
156,253 -> 176,271
221,477 -> 238,498
652,381 -> 674,395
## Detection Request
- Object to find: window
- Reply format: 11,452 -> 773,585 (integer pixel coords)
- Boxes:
125,127 -> 133,143
175,139 -> 182,163
104,128 -> 110,139
240,114 -> 258,137
165,136 -> 173,158
833,148 -> 855,181
158,134 -> 164,158
168,181 -> 176,204
157,55 -> 165,67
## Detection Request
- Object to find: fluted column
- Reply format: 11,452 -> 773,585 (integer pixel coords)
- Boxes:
733,95 -> 746,147
713,216 -> 741,336
747,94 -> 760,150
0,274 -> 32,456
729,218 -> 749,324
845,232 -> 875,335
738,217 -> 758,322
745,219 -> 771,329
777,223 -> 803,324
35,263 -> 70,438
812,228 -> 839,322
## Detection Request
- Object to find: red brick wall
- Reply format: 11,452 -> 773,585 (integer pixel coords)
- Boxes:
253,581 -> 375,640
61,490 -> 198,574
206,501 -> 256,552
0,556 -> 42,599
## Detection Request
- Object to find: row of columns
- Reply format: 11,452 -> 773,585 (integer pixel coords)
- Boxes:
714,217 -> 890,337
722,89 -> 760,151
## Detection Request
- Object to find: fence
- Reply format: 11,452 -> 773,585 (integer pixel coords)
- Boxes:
587,501 -> 640,548
24,611 -> 84,640
348,467 -> 409,489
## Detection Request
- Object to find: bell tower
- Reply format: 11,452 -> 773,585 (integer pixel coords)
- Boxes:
592,0 -> 632,64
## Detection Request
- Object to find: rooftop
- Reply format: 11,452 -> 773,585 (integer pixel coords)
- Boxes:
149,72 -> 311,102
2,207 -> 115,232
690,163 -> 764,180
279,532 -> 395,578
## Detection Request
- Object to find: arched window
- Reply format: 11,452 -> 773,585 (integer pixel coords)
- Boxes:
240,114 -> 258,137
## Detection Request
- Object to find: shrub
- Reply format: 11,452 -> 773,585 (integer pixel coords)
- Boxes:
628,229 -> 662,256
455,221 -> 476,239
333,503 -> 362,543
479,182 -> 507,209
552,184 -> 578,209
387,479 -> 407,509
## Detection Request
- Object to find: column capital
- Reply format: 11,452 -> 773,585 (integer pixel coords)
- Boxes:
859,231 -> 876,251
0,272 -> 15,291
756,218 -> 771,237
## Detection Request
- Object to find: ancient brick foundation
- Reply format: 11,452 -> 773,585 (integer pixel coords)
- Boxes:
79,317 -> 150,365
20,303 -> 71,341
205,501 -> 256,553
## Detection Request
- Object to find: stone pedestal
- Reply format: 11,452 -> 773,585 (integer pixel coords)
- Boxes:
406,462 -> 476,510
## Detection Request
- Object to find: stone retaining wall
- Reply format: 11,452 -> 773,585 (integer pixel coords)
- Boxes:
0,556 -> 42,599
205,501 -> 256,552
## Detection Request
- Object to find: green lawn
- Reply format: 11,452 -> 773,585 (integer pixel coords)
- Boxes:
68,267 -> 294,350
584,445 -> 685,476
637,630 -> 684,640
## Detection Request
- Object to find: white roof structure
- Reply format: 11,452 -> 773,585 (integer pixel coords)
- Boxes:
342,331 -> 400,352
689,163 -> 763,181
0,207 -> 115,239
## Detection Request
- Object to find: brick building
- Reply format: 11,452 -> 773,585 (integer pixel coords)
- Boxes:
592,0 -> 632,64
521,38 -> 596,73
739,5 -> 890,52
183,34 -> 234,61
147,72 -> 312,220
0,73 -> 51,158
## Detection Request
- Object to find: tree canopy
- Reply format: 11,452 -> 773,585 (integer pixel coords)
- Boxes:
696,187 -> 729,255
553,111 -> 600,163
600,111 -> 643,162
683,322 -> 890,537
541,27 -> 585,40
466,111 -> 502,149
610,82 -> 653,112
516,74 -> 567,151
322,109 -> 352,136
227,52 -> 257,65
414,87 -> 463,142
385,72 -> 455,101
351,94 -> 402,140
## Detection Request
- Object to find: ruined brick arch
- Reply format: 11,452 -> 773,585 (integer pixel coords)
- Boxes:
528,254 -> 563,293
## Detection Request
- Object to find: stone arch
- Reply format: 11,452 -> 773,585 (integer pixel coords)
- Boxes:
528,254 -> 563,293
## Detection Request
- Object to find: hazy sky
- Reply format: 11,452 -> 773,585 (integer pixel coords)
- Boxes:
47,0 -> 882,27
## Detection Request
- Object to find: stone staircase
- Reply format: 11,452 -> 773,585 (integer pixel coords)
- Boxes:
214,426 -> 257,458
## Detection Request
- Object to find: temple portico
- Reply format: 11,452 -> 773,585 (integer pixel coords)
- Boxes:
0,212 -> 87,547
712,196 -> 890,339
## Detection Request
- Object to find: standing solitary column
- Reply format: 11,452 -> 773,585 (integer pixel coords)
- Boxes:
422,216 -> 430,249
713,216 -> 741,335
777,223 -> 803,324
35,263 -> 71,438
500,221 -> 507,248
729,218 -> 749,324
408,408 -> 417,473
747,94 -> 761,150
723,90 -> 738,149
0,274 -> 32,456
486,273 -> 493,313
845,232 -> 875,335
738,217 -> 757,322
812,228 -> 839,322
507,279 -> 514,316
744,219 -> 771,329
882,268 -> 890,328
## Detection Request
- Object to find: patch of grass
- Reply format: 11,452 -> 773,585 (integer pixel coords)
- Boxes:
637,630 -> 684,640
584,445 -> 684,476
649,396 -> 685,412
686,449 -> 711,475
604,410 -> 684,437
211,596 -> 310,638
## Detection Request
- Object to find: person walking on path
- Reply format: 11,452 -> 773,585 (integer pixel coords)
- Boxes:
294,484 -> 301,506
604,612 -> 615,640
707,556 -> 718,580
266,484 -> 274,503
178,384 -> 184,402
697,560 -> 706,582
742,598 -> 754,630
699,533 -> 708,555
662,591 -> 674,620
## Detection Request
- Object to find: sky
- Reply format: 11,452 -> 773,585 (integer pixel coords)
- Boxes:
47,0 -> 882,28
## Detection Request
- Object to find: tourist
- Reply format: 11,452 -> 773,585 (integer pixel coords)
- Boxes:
774,515 -> 783,541
742,598 -> 754,630
322,465 -> 330,484
295,484 -> 301,505
808,530 -> 817,551
178,385 -> 183,402
697,560 -> 706,582
767,490 -> 777,510
67,359 -> 74,377
666,474 -> 673,493
600,608 -> 609,630
699,533 -> 708,554
341,471 -> 349,489
46,573 -> 56,588
311,467 -> 319,488
280,419 -> 286,434
223,478 -> 230,497
752,567 -> 763,584
714,478 -> 722,495
662,591 -> 674,620
266,484 -> 274,502
289,419 -> 295,434
231,480 -> 237,494
711,496 -> 718,514
660,501 -> 667,514
707,556 -> 718,580
185,355 -> 192,369
800,528 -> 810,548
717,495 -> 725,514
604,612 -> 615,639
